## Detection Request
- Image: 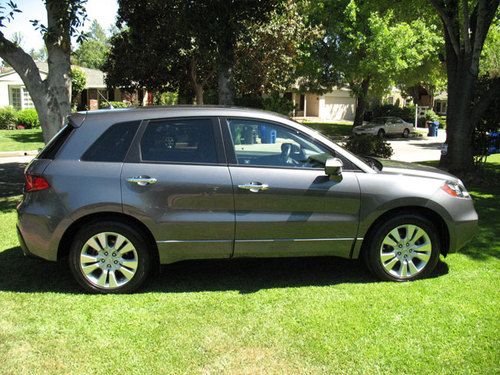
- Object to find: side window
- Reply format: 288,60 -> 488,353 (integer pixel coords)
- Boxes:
140,118 -> 218,163
227,119 -> 333,169
82,121 -> 140,162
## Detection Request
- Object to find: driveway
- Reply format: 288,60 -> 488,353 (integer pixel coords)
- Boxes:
388,131 -> 446,163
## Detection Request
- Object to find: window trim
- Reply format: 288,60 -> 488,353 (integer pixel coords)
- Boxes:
125,116 -> 227,166
220,116 -> 362,172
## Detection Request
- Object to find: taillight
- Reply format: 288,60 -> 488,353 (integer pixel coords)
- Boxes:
24,174 -> 50,192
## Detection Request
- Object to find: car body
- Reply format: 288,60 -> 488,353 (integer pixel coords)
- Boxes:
353,116 -> 413,138
17,107 -> 478,292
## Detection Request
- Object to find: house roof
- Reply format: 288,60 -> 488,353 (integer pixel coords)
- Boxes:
0,62 -> 106,89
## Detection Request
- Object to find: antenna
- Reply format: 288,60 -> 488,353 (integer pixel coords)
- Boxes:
97,90 -> 114,109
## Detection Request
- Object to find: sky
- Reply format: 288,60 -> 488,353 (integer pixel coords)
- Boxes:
1,0 -> 119,51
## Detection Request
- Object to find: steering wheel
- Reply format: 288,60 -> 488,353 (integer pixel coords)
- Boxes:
281,143 -> 300,165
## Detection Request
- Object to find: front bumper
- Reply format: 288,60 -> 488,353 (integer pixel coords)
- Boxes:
448,218 -> 479,253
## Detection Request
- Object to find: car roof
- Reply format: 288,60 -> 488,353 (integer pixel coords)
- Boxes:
68,105 -> 290,127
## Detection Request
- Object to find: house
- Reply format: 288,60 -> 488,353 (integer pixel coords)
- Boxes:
0,62 -> 148,111
289,88 -> 357,121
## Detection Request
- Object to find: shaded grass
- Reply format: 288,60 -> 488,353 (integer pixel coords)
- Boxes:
301,121 -> 353,138
0,129 -> 44,152
0,165 -> 498,374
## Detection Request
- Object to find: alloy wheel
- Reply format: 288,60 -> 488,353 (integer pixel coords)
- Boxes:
79,232 -> 139,289
379,225 -> 432,279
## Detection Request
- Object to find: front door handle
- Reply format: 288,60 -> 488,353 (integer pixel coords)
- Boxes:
238,182 -> 270,193
126,176 -> 158,186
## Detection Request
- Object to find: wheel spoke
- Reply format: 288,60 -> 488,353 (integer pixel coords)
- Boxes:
381,252 -> 396,262
80,253 -> 98,264
410,228 -> 425,244
96,269 -> 108,287
405,225 -> 417,242
414,243 -> 432,253
118,242 -> 135,256
389,228 -> 402,242
383,236 -> 398,248
408,260 -> 419,275
82,262 -> 100,275
399,261 -> 408,277
119,266 -> 135,280
96,233 -> 108,249
413,251 -> 430,262
108,270 -> 119,288
121,259 -> 138,270
113,234 -> 127,251
86,237 -> 103,252
384,257 -> 399,271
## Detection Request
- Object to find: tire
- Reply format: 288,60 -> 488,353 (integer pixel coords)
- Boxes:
362,214 -> 440,281
377,129 -> 385,138
402,128 -> 410,138
69,221 -> 152,293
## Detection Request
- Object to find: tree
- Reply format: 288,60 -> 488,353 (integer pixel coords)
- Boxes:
105,0 -> 278,105
70,67 -> 86,106
0,1 -> 87,142
73,20 -> 109,69
427,0 -> 499,172
302,1 -> 444,127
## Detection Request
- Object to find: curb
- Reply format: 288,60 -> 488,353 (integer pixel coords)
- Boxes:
0,150 -> 38,158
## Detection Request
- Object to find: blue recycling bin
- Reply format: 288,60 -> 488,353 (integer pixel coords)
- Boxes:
260,125 -> 277,144
428,121 -> 439,137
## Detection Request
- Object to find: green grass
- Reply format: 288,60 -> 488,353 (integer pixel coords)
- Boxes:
0,166 -> 498,374
0,129 -> 44,152
301,121 -> 353,138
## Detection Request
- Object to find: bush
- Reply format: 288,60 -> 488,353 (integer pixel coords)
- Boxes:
154,92 -> 178,105
371,104 -> 415,123
16,108 -> 40,129
98,101 -> 131,109
0,106 -> 18,129
343,134 -> 393,158
262,93 -> 294,116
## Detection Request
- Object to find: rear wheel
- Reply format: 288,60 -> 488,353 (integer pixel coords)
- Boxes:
69,221 -> 151,293
363,214 -> 440,281
402,128 -> 410,138
377,129 -> 385,138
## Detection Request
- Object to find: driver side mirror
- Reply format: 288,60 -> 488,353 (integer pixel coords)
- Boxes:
325,157 -> 343,176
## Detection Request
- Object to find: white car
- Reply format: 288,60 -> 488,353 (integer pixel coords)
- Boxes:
353,117 -> 413,138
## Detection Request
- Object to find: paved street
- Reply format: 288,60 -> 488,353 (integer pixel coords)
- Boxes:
388,131 -> 446,163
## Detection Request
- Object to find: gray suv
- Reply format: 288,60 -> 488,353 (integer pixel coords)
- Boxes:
17,107 -> 478,293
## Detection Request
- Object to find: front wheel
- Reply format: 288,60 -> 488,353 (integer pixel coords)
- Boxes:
402,128 -> 410,138
363,214 -> 440,281
377,129 -> 385,138
69,221 -> 152,293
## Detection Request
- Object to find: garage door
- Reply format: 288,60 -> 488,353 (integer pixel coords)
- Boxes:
323,96 -> 356,121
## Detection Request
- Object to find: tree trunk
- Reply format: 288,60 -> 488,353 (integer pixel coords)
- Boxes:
190,56 -> 204,105
218,65 -> 235,105
353,78 -> 370,127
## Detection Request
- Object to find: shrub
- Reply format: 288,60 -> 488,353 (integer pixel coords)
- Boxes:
371,104 -> 415,123
343,134 -> 393,158
98,101 -> 131,109
16,108 -> 40,129
262,93 -> 294,116
0,106 -> 18,129
154,92 -> 178,105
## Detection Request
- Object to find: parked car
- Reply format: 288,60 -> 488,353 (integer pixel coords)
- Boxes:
17,107 -> 478,293
353,116 -> 413,138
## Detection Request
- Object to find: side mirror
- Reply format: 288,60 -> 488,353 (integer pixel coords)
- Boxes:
325,157 -> 343,176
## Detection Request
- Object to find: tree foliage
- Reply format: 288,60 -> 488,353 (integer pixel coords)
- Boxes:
73,20 -> 109,69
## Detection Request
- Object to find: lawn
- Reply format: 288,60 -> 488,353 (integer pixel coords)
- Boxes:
0,163 -> 498,374
0,129 -> 44,152
301,121 -> 353,138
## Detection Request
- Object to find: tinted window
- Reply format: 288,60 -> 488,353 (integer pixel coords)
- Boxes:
140,118 -> 218,163
82,121 -> 140,162
38,124 -> 74,159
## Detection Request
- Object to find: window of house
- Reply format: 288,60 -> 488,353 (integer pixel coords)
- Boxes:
140,118 -> 218,164
9,86 -> 34,110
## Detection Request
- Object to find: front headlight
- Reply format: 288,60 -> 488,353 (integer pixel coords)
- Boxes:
441,181 -> 470,198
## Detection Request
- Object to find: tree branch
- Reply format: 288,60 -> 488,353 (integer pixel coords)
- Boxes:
470,0 -> 500,76
472,77 -> 500,121
0,31 -> 46,98
428,0 -> 461,57
462,0 -> 471,54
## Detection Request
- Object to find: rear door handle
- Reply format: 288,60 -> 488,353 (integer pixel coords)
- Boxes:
126,176 -> 158,186
238,182 -> 270,193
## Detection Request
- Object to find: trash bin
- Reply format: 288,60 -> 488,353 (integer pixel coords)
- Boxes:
428,121 -> 439,137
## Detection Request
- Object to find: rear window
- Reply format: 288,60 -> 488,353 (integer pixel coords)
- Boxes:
82,121 -> 140,162
38,124 -> 74,159
140,118 -> 218,163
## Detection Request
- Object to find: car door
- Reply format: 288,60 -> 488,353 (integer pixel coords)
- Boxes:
222,117 -> 361,259
121,117 -> 235,264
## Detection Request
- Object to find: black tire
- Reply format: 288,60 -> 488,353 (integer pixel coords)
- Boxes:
402,128 -> 410,138
377,129 -> 385,138
362,214 -> 440,281
69,221 -> 152,293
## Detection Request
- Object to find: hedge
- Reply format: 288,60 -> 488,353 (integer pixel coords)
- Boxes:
0,106 -> 40,129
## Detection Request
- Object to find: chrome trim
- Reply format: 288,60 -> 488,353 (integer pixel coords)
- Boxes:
156,239 -> 232,244
157,238 -> 361,244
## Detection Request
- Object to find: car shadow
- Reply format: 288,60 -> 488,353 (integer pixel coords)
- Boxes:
0,162 -> 26,199
0,246 -> 449,294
